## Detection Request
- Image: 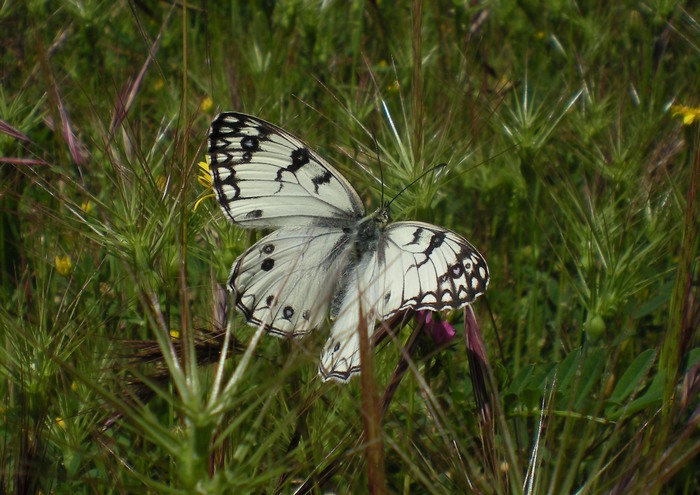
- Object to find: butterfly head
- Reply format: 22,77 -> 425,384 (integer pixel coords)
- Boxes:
372,203 -> 390,226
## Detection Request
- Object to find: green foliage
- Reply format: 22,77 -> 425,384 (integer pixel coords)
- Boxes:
1,1 -> 698,493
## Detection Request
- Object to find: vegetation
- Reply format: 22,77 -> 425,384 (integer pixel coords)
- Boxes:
1,1 -> 698,493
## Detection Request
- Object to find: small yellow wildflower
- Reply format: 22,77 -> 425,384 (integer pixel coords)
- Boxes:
55,417 -> 66,430
533,31 -> 546,40
155,175 -> 166,191
169,329 -> 180,340
377,60 -> 388,69
55,255 -> 72,276
194,158 -> 216,210
153,78 -> 165,91
197,159 -> 212,189
80,200 -> 93,214
671,105 -> 700,126
494,76 -> 514,93
200,96 -> 214,112
71,381 -> 78,392
387,80 -> 400,92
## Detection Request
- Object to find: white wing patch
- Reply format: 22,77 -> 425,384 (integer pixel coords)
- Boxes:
208,112 -> 364,228
231,226 -> 353,337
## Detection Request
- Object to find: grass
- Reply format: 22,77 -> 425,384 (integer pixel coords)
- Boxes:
1,1 -> 699,493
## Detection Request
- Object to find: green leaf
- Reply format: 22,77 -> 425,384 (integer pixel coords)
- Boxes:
548,348 -> 581,400
574,348 -> 607,410
607,349 -> 656,406
608,371 -> 665,420
684,347 -> 700,372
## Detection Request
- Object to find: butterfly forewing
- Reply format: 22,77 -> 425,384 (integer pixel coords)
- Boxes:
208,112 -> 364,228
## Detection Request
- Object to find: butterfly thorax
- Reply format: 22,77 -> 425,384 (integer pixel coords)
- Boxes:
354,204 -> 390,255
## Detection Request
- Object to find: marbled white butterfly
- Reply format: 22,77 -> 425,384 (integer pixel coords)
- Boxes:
207,112 -> 489,382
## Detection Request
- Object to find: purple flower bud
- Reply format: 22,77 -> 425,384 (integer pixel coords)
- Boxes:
416,311 -> 456,346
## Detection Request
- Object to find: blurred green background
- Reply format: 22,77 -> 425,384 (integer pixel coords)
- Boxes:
1,1 -> 698,493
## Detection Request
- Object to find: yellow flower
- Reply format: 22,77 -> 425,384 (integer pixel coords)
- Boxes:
194,158 -> 216,210
200,96 -> 213,112
153,78 -> 165,91
494,76 -> 514,93
197,159 -> 212,188
169,329 -> 180,340
55,256 -> 72,276
56,417 -> 66,429
671,105 -> 700,126
533,31 -> 546,40
155,175 -> 166,191
387,79 -> 400,92
80,200 -> 93,214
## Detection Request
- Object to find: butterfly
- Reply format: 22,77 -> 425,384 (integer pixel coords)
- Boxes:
207,112 -> 489,382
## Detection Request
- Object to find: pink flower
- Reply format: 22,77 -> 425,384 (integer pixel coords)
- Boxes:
416,311 -> 456,346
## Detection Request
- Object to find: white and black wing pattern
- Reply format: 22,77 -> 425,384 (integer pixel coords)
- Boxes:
207,112 -> 490,381
378,222 -> 489,317
319,221 -> 489,381
207,112 -> 364,228
318,251 -> 387,381
231,225 -> 354,337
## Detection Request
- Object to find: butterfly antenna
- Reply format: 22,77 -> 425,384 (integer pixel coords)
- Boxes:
371,131 -> 385,206
386,163 -> 446,208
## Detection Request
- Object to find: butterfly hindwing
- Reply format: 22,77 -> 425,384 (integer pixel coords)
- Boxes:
208,112 -> 364,228
231,225 -> 353,337
319,250 -> 384,381
378,221 -> 489,316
